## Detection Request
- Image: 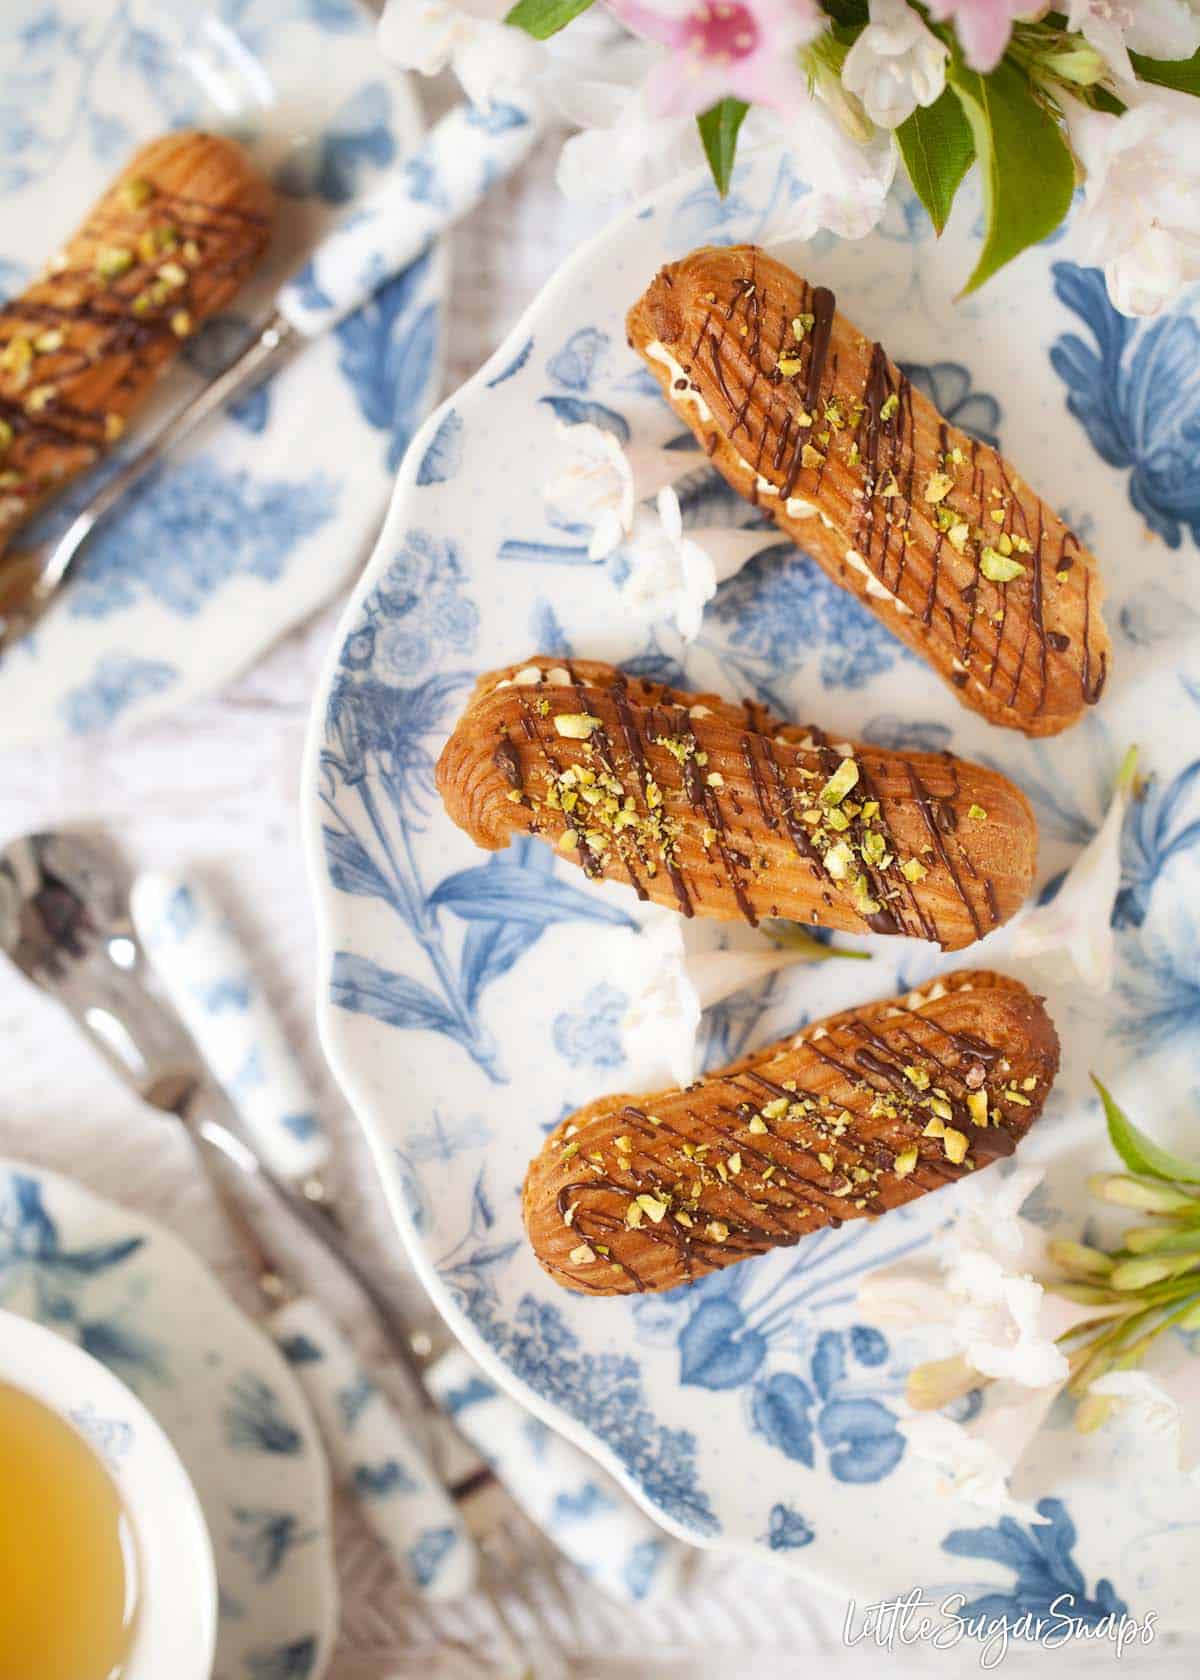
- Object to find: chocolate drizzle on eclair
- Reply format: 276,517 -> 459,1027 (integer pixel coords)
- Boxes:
525,971 -> 1057,1296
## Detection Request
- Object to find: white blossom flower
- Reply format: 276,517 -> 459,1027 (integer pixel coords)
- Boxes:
622,486 -> 768,640
378,0 -> 542,107
622,911 -> 831,1086
542,423 -> 636,559
1007,745 -> 1137,991
842,0 -> 949,130
861,1168 -> 1092,1387
1066,0 -> 1200,84
554,75 -> 707,202
900,1411 -> 1051,1523
1087,1372 -> 1200,1476
751,101 -> 898,240
1067,101 -> 1200,317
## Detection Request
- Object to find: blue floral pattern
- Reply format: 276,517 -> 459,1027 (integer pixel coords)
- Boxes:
308,137 -> 1199,1612
0,1171 -> 165,1386
1051,263 -> 1200,549
320,531 -> 636,1080
61,459 -> 338,619
704,542 -> 918,698
60,652 -> 178,734
629,1222 -> 921,1487
552,983 -> 628,1070
941,1498 -> 1127,1632
0,1162 -> 332,1670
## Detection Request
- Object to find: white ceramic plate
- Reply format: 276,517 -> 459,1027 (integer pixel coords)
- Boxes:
304,144 -> 1200,1628
0,1157 -> 337,1679
0,0 -> 445,746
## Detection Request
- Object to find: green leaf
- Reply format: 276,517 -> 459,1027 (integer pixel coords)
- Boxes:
1131,46 -> 1200,94
896,89 -> 976,236
696,98 -> 749,198
947,58 -> 1075,294
1092,1074 -> 1200,1185
504,0 -> 595,39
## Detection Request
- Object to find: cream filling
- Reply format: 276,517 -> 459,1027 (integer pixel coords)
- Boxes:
647,340 -> 712,424
496,664 -> 571,691
844,548 -> 913,617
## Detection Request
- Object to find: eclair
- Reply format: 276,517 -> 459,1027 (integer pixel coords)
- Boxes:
627,245 -> 1110,736
436,656 -> 1038,951
523,970 -> 1058,1295
0,132 -> 274,556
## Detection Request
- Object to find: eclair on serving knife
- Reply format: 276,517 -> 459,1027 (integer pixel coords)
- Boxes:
523,969 -> 1058,1296
0,132 -> 274,556
627,245 -> 1111,737
436,656 -> 1038,951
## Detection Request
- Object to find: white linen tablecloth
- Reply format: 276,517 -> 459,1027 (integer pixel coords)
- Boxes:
0,87 -> 1187,1679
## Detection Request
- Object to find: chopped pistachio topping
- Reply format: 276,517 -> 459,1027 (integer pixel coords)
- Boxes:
817,1152 -> 835,1172
569,1244 -> 595,1265
801,442 -> 825,470
0,419 -> 11,452
923,1116 -> 946,1138
980,548 -> 1027,583
636,1193 -> 668,1224
25,383 -> 56,413
904,1065 -> 930,1091
625,1201 -> 643,1228
820,757 -> 860,806
967,1090 -> 989,1127
824,839 -> 854,881
894,1147 -> 919,1178
553,712 -> 599,739
879,392 -> 899,422
792,312 -> 814,338
33,328 -> 63,353
761,1097 -> 790,1120
96,246 -> 133,280
170,310 -> 193,338
706,1220 -> 729,1243
748,1114 -> 769,1135
157,261 -> 188,289
924,471 -> 954,503
776,355 -> 803,376
1,336 -> 33,378
122,176 -> 155,209
900,857 -> 928,883
943,1127 -> 969,1164
967,804 -> 988,821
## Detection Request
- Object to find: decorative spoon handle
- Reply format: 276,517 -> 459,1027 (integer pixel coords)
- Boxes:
133,872 -> 329,1184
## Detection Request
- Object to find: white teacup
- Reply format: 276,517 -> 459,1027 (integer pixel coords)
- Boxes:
0,1309 -> 217,1679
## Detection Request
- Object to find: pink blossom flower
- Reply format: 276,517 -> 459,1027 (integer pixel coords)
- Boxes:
923,0 -> 1030,71
607,0 -> 823,116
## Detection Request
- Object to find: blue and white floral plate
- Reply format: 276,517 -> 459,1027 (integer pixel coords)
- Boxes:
0,0 -> 444,746
304,143 -> 1200,1627
0,1159 -> 337,1679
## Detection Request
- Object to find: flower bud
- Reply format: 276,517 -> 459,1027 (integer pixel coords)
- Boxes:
1088,1173 -> 1200,1214
1036,38 -> 1108,87
1048,1238 -> 1113,1277
906,1354 -> 980,1411
1108,1253 -> 1199,1291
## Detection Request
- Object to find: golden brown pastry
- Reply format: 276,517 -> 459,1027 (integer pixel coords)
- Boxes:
0,132 -> 274,555
627,244 -> 1110,737
436,656 -> 1037,951
523,969 -> 1057,1295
